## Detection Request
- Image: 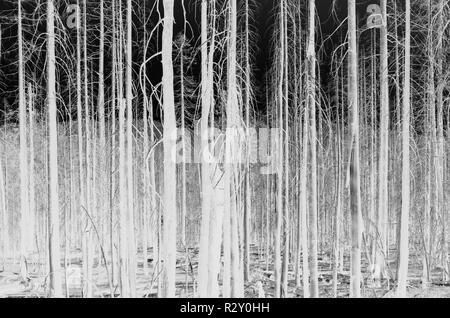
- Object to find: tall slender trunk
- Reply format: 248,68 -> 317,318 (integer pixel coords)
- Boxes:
28,83 -> 36,258
274,0 -> 285,299
82,0 -> 94,298
307,0 -> 319,298
299,0 -> 312,298
75,2 -> 86,292
397,0 -> 411,298
348,0 -> 362,298
243,0 -> 251,285
18,0 -> 30,283
125,0 -> 136,297
0,154 -> 7,270
0,25 -> 6,269
98,0 -> 105,151
225,0 -> 243,298
281,1 -> 290,298
198,0 -> 212,297
206,0 -> 221,298
110,0 -> 119,287
375,0 -> 389,280
423,0 -> 434,288
117,0 -> 130,297
179,1 -> 188,293
161,0 -> 177,298
47,0 -> 62,297
97,0 -> 106,258
293,10 -> 301,287
141,0 -> 150,277
333,57 -> 342,298
436,0 -> 448,282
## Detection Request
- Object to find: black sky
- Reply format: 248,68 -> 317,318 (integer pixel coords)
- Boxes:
0,0 -> 380,121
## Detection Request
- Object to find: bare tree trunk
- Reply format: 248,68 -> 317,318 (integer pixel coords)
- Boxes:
224,0 -> 244,298
47,0 -> 62,297
299,0 -> 313,298
161,0 -> 177,298
422,0 -> 434,288
281,1 -> 290,297
293,9 -> 302,287
348,0 -> 362,298
119,95 -> 130,297
436,0 -> 448,282
274,0 -> 285,299
0,25 -> 7,271
74,0 -> 85,284
426,0 -> 437,276
205,0 -> 222,298
125,0 -> 136,297
397,0 -> 411,298
98,0 -> 105,152
18,0 -> 30,283
0,146 -> 8,270
28,83 -> 36,259
222,2 -> 232,297
243,0 -> 251,285
333,57 -> 342,298
198,0 -> 212,298
110,0 -> 119,288
375,0 -> 389,281
149,89 -> 157,292
141,0 -> 150,277
81,0 -> 94,298
117,0 -> 130,297
307,0 -> 319,298
97,0 -> 106,260
179,0 -> 188,294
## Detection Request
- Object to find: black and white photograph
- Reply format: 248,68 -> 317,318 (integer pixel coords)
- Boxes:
0,0 -> 449,300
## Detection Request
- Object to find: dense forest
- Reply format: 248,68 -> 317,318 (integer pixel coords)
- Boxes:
0,0 -> 449,298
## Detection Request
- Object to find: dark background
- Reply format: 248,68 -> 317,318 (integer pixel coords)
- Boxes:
0,0 -> 380,123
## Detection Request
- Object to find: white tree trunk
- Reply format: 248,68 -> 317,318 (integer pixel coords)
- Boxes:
397,0 -> 411,298
118,0 -> 130,297
161,0 -> 177,298
0,149 -> 8,269
18,0 -> 30,283
198,0 -> 212,298
348,0 -> 362,298
300,2 -> 311,296
28,83 -> 36,256
307,0 -> 319,298
375,0 -> 389,280
205,0 -> 221,298
274,0 -> 285,299
82,0 -> 94,298
125,0 -> 136,297
225,0 -> 244,298
47,0 -> 62,297
97,0 -> 106,258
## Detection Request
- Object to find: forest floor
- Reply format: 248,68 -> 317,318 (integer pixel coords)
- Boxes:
1,245 -> 449,298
